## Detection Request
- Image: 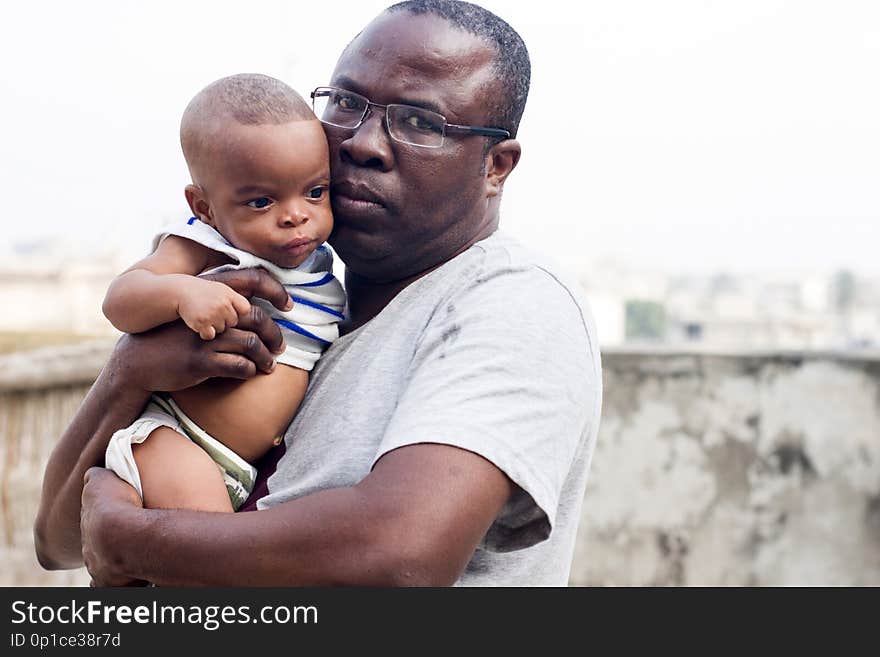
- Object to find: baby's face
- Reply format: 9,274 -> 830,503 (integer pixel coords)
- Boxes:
198,119 -> 333,268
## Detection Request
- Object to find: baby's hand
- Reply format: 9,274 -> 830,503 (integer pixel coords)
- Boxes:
177,278 -> 252,340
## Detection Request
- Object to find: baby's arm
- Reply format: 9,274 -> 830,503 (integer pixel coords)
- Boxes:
102,235 -> 251,339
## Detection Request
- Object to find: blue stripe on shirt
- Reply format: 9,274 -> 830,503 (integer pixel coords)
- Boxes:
295,273 -> 335,287
273,318 -> 332,346
289,295 -> 345,320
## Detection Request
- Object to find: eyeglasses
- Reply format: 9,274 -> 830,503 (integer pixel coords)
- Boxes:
311,86 -> 511,149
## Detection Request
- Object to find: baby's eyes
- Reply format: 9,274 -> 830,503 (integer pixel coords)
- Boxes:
246,197 -> 273,209
245,189 -> 325,208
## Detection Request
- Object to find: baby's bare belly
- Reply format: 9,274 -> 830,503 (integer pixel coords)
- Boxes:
170,364 -> 309,463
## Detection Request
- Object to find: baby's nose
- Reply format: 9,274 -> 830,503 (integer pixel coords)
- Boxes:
278,206 -> 308,227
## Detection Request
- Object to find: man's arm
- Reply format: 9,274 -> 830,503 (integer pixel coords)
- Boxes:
34,268 -> 290,570
81,443 -> 513,586
33,359 -> 149,570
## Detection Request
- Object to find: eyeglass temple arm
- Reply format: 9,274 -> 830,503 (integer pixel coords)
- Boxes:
445,124 -> 511,139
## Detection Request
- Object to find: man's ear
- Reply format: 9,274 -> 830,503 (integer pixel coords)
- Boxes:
484,139 -> 521,199
184,184 -> 214,226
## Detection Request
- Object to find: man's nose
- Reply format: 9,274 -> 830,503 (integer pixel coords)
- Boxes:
338,108 -> 393,171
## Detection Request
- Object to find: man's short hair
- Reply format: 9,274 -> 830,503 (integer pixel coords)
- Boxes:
387,0 -> 531,139
181,73 -> 314,164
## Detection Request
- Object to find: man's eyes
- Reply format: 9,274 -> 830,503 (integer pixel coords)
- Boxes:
246,197 -> 273,209
402,112 -> 442,133
333,93 -> 363,111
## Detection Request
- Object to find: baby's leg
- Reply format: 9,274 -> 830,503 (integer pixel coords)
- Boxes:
132,426 -> 233,513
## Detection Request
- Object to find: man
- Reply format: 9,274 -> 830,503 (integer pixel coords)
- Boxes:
34,0 -> 602,586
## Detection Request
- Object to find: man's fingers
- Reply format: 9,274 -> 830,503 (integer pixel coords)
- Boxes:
83,466 -> 104,488
90,575 -> 149,588
242,268 -> 290,311
83,465 -> 118,489
204,352 -> 260,380
237,304 -> 286,355
202,268 -> 290,311
82,466 -> 143,507
210,327 -> 277,374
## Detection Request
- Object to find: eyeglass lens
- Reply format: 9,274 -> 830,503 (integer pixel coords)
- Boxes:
312,88 -> 446,148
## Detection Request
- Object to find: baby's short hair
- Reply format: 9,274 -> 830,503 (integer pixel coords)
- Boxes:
181,73 -> 314,167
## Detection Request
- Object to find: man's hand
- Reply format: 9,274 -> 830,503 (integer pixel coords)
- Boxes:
177,277 -> 251,340
199,267 -> 293,312
81,467 -> 148,587
32,266 -> 292,572
113,267 -> 291,393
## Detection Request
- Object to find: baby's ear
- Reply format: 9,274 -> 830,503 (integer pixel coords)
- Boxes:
184,184 -> 214,226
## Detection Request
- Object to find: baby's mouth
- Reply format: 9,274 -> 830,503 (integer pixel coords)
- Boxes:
282,236 -> 316,250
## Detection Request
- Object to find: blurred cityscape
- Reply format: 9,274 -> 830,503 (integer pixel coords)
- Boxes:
1,237 -> 877,353
581,259 -> 878,351
0,240 -> 127,351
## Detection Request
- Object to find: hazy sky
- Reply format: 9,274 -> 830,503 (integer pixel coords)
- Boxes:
2,0 -> 878,276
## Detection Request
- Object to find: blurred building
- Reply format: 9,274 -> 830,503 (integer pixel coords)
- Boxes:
3,237 -> 878,353
579,263 -> 879,352
0,240 -> 121,337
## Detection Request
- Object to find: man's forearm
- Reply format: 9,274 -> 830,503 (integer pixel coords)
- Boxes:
82,443 -> 510,587
34,355 -> 149,569
114,486 -> 426,586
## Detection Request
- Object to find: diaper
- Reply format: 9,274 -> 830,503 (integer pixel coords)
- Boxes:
104,394 -> 258,511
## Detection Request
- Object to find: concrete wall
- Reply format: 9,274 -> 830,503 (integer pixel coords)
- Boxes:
0,340 -> 117,586
2,342 -> 878,586
571,349 -> 880,585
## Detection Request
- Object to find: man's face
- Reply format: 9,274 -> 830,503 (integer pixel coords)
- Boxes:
325,12 -> 501,282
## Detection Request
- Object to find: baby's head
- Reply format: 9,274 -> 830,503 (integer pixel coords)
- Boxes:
181,73 -> 332,268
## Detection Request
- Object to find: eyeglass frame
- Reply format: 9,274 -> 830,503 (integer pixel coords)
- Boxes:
310,86 -> 511,148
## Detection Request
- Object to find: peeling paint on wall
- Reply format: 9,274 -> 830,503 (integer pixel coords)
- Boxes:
572,352 -> 880,586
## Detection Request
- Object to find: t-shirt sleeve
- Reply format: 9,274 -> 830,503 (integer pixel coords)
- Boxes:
372,264 -> 601,552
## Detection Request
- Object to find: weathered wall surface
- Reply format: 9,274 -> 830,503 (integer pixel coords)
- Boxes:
571,350 -> 880,586
2,342 -> 878,586
1,387 -> 93,585
0,340 -> 115,586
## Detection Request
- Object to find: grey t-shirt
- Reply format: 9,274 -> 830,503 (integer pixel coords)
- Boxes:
258,230 -> 602,586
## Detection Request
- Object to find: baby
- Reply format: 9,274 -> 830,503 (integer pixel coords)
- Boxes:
102,74 -> 345,513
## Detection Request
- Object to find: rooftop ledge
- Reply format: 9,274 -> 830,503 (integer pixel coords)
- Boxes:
3,338 -> 878,585
2,338 -> 879,393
